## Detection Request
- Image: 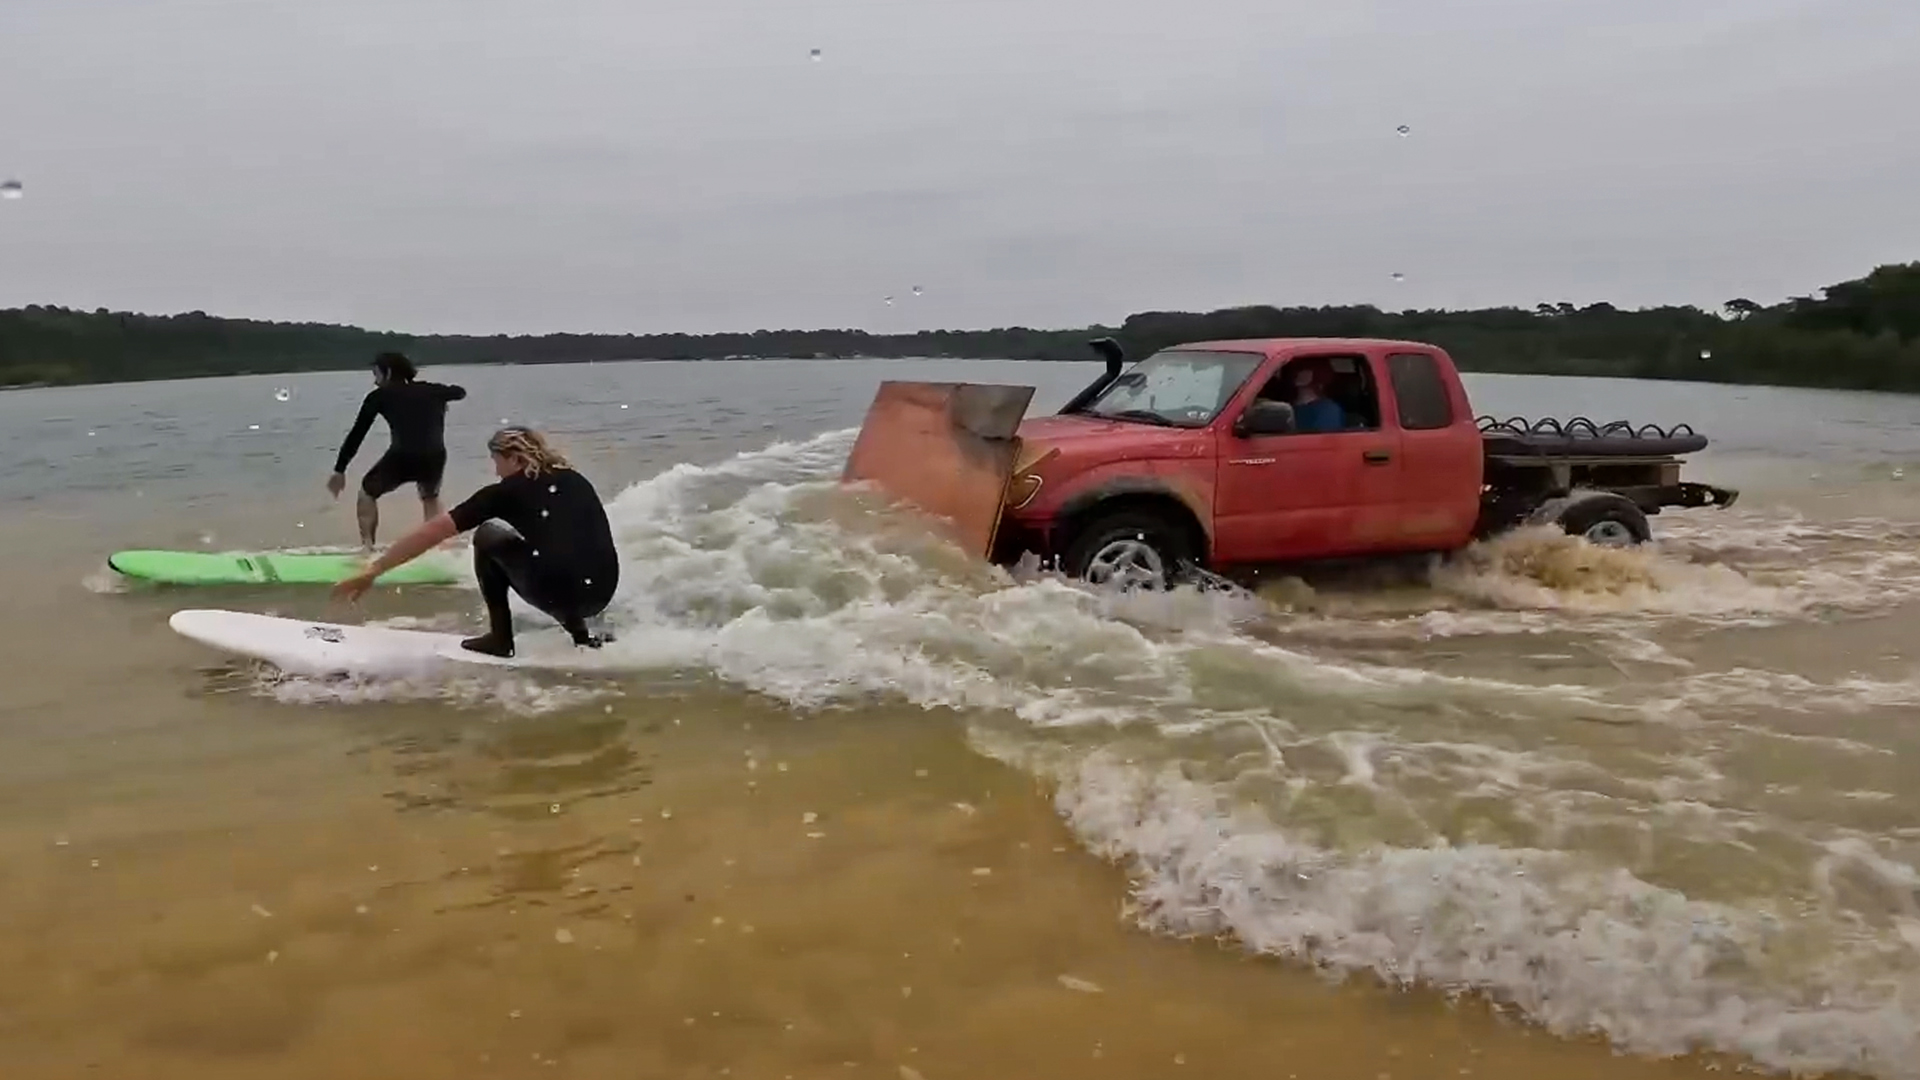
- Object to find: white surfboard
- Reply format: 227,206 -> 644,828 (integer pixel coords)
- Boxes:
168,608 -> 600,677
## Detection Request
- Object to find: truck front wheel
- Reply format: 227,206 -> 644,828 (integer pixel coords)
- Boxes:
1060,510 -> 1195,590
1544,492 -> 1652,547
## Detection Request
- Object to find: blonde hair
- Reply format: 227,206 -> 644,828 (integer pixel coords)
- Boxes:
486,426 -> 572,478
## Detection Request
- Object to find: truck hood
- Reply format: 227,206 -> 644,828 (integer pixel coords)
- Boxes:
1014,413 -> 1203,469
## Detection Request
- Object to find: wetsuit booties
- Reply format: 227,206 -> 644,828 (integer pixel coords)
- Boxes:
460,620 -> 600,657
460,605 -> 517,658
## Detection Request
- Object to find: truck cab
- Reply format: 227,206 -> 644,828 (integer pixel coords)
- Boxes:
994,339 -> 1486,583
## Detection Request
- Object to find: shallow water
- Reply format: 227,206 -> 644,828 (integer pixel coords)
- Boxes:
3,359 -> 1919,1079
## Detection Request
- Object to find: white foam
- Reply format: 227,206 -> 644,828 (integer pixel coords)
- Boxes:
1429,523 -> 1910,625
1016,747 -> 1920,1079
255,668 -> 617,715
1661,668 -> 1920,720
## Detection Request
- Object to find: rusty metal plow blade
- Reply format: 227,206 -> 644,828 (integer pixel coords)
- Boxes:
840,381 -> 1035,559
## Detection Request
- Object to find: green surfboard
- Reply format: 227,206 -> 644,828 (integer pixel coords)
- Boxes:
107,549 -> 462,587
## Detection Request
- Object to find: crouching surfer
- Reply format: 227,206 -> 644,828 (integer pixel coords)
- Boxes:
333,427 -> 619,658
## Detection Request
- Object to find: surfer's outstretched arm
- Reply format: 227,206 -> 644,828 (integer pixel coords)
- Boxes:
333,512 -> 457,602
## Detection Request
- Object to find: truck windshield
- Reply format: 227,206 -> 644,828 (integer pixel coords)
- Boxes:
1081,350 -> 1266,427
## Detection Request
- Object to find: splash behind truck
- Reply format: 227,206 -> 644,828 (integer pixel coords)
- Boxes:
842,337 -> 1738,588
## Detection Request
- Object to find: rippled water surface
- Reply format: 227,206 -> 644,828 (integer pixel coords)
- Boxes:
3,359 -> 1918,1079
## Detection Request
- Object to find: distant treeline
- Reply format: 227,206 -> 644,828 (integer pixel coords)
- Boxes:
4,261 -> 1919,393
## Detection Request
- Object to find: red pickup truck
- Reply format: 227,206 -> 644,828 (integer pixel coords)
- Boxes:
843,337 -> 1738,589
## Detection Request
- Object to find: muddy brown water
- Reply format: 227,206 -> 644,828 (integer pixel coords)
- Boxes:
2,360 -> 1918,1079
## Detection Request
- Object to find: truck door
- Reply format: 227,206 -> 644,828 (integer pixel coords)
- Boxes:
1379,350 -> 1483,551
1211,354 -> 1405,563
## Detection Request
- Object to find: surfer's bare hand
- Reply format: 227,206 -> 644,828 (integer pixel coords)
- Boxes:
326,472 -> 346,498
332,570 -> 374,604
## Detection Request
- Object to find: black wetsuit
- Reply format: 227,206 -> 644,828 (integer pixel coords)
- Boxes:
334,380 -> 468,498
448,467 -> 620,650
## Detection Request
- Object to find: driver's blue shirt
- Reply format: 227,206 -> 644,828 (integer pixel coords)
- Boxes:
1294,397 -> 1346,433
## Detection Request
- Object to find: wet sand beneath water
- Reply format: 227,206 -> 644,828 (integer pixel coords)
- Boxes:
2,677 -> 1771,1080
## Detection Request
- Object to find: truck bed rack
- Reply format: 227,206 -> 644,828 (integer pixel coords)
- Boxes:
1478,415 -> 1709,459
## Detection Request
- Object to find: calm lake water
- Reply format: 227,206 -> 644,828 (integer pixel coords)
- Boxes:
3,358 -> 1919,1080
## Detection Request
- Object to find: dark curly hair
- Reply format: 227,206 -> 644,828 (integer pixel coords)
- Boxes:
372,351 -> 417,383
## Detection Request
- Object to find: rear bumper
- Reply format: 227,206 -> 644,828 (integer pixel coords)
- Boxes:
1665,481 -> 1740,510
1622,481 -> 1741,512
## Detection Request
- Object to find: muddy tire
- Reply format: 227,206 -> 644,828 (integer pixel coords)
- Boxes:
1542,492 -> 1652,547
1060,510 -> 1195,590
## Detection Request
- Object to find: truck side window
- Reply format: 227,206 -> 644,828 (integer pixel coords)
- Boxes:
1254,356 -> 1380,433
1386,353 -> 1454,430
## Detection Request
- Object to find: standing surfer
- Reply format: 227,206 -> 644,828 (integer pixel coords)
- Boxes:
333,427 -> 619,658
327,351 -> 468,548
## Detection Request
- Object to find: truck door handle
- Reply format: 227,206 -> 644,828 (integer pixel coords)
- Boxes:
1362,449 -> 1392,464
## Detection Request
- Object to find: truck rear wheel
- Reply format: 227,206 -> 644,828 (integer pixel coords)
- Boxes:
1543,492 -> 1652,547
1061,510 -> 1194,590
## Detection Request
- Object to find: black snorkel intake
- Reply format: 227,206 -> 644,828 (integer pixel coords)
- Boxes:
1058,337 -> 1127,415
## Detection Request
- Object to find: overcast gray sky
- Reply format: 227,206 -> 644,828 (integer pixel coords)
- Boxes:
3,0 -> 1917,335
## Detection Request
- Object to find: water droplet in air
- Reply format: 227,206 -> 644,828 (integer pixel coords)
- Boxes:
1391,272 -> 1406,282
554,928 -> 575,944
911,285 -> 923,296
548,485 -> 557,493
802,811 -> 818,824
1396,125 -> 1411,137
1699,348 -> 1713,360
550,803 -> 561,814
0,179 -> 22,200
809,48 -> 823,61
248,423 -> 260,431
274,387 -> 292,402
618,403 -> 629,409
883,296 -> 895,306
86,430 -> 96,437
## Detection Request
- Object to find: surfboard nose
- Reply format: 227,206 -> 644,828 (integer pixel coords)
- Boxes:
168,609 -> 216,631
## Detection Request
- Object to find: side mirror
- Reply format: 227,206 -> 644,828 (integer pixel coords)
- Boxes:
1234,400 -> 1295,437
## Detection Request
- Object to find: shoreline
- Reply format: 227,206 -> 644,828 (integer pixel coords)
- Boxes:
5,353 -> 1916,400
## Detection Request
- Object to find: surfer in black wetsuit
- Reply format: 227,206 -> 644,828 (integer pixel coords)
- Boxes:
327,351 -> 468,548
332,426 -> 620,659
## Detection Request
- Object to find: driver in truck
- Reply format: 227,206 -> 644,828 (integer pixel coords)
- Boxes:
1288,361 -> 1347,433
